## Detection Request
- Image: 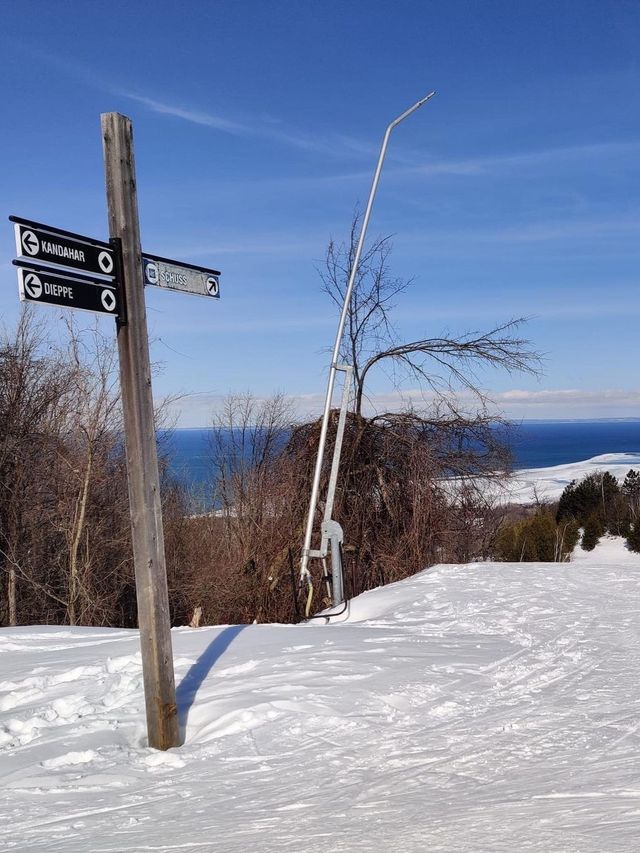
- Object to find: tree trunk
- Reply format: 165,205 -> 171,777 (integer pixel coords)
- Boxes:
68,447 -> 92,626
8,566 -> 17,626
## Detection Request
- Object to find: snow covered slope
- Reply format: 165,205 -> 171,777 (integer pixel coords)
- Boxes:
503,451 -> 640,504
2,550 -> 640,852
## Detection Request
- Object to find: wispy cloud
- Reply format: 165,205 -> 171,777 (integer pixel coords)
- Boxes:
355,388 -> 640,418
125,89 -> 640,178
148,311 -> 334,335
483,214 -> 640,244
397,212 -> 640,249
124,94 -> 247,134
160,235 -> 323,258
496,389 -> 640,407
19,47 -> 640,177
409,140 -> 640,178
488,388 -> 640,421
119,90 -> 379,159
165,386 -> 640,427
392,296 -> 640,322
8,45 -> 377,162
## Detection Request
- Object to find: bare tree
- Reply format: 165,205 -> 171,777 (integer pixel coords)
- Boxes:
210,393 -> 293,552
319,212 -> 541,415
0,310 -> 76,625
0,307 -> 205,629
54,319 -> 122,625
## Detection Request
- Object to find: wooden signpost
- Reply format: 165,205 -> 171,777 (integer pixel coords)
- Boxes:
9,112 -> 222,751
101,112 -> 180,751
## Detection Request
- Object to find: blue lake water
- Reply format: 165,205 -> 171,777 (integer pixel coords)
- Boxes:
505,420 -> 640,469
160,429 -> 214,495
165,420 -> 640,496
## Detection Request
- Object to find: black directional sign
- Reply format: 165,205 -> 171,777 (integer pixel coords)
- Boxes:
15,263 -> 120,317
11,216 -> 115,278
143,254 -> 220,298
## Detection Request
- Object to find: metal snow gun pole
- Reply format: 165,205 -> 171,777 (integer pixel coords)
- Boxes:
299,91 -> 436,616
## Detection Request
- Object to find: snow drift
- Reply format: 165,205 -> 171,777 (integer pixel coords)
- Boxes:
1,542 -> 640,851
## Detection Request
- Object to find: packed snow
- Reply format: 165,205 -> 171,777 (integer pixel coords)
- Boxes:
2,541 -> 640,851
501,452 -> 640,505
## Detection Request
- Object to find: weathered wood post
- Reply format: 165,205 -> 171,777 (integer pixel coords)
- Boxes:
101,112 -> 180,750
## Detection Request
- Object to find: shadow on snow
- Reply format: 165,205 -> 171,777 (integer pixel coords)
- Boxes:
176,624 -> 247,739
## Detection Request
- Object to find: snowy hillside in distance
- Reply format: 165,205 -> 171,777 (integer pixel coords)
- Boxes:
2,542 -> 640,852
503,452 -> 640,504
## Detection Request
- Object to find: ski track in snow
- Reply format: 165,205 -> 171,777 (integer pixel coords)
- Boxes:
1,543 -> 640,851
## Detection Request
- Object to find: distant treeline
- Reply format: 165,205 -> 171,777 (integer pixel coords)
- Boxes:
494,469 -> 640,562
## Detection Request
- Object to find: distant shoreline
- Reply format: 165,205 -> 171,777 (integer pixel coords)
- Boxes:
501,452 -> 640,505
165,421 -> 640,505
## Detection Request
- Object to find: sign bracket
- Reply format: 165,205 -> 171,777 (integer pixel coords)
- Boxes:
110,237 -> 127,327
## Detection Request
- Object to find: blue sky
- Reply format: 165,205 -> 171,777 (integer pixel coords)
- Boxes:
1,0 -> 639,425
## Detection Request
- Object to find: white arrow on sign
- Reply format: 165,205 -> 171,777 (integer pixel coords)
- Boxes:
206,276 -> 219,296
101,289 -> 117,312
24,272 -> 43,298
21,230 -> 40,256
98,250 -> 114,275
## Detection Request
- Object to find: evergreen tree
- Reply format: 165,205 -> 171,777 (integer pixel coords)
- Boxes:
622,469 -> 640,499
622,469 -> 640,519
626,521 -> 640,553
495,511 -> 576,562
581,512 -> 604,551
556,479 -> 578,523
556,471 -> 619,526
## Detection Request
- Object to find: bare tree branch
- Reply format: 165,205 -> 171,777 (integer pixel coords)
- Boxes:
319,213 -> 542,416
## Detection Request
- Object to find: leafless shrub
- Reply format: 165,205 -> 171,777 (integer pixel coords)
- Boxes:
174,393 -> 513,624
0,311 -> 184,629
